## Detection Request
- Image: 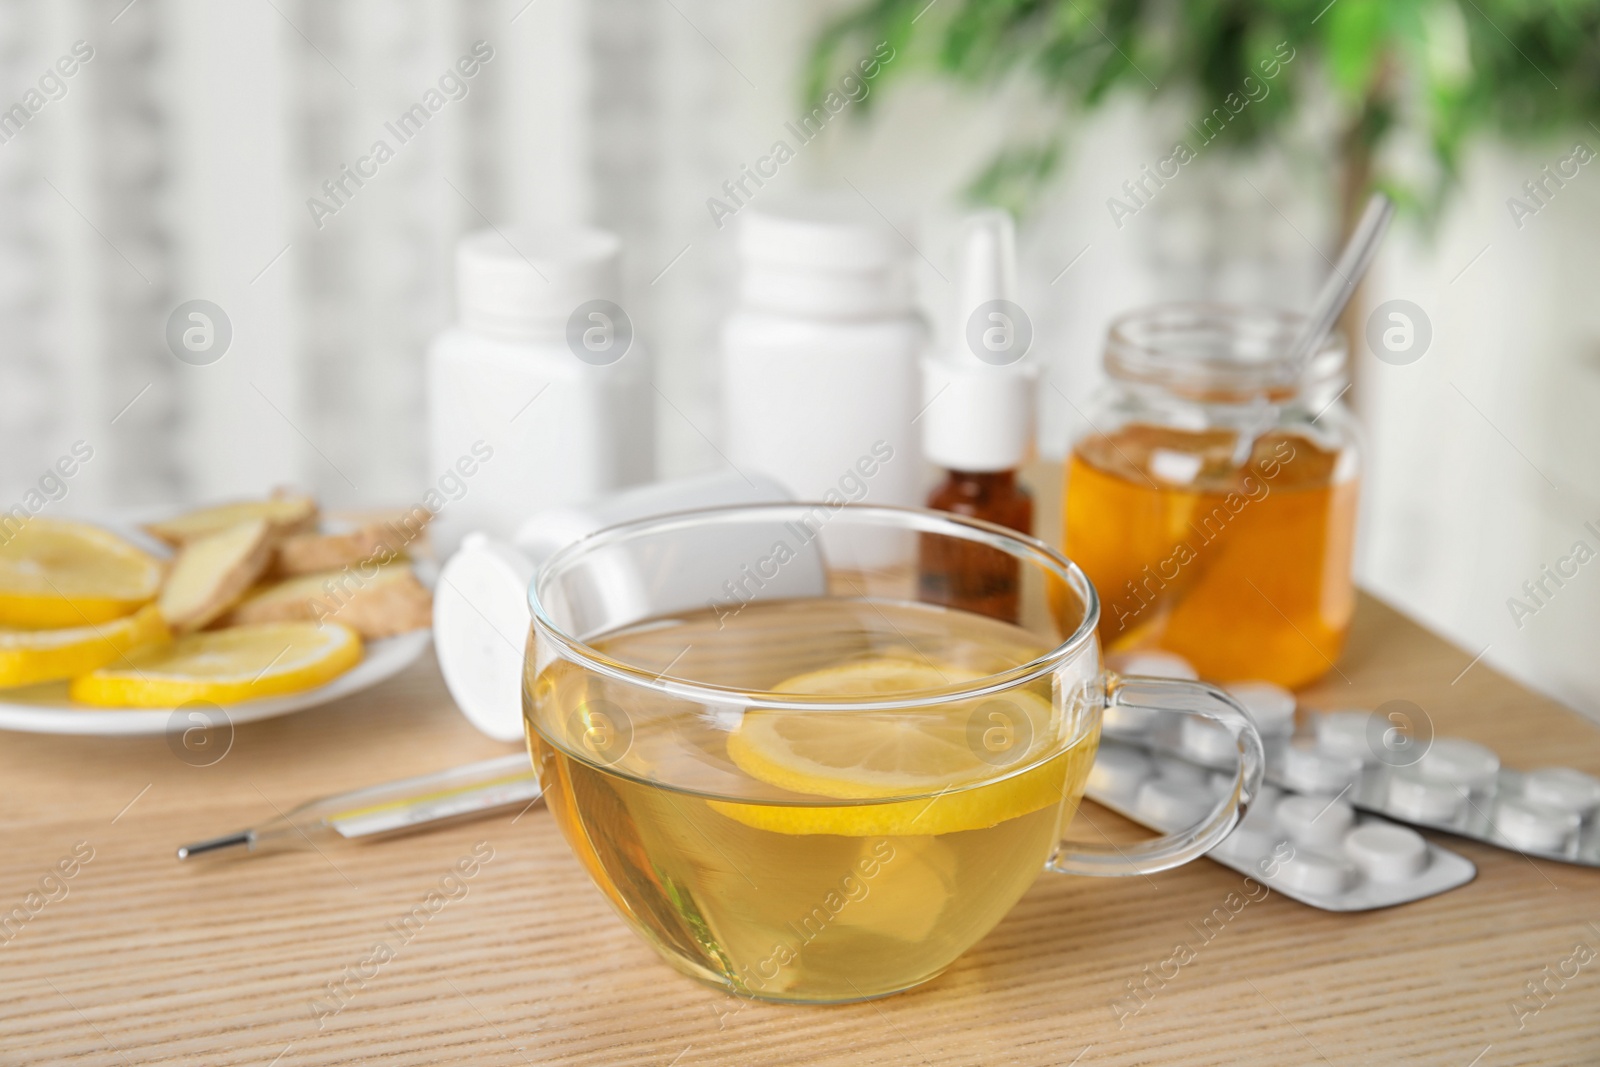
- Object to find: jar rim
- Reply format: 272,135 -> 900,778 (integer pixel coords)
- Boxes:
1105,302 -> 1347,403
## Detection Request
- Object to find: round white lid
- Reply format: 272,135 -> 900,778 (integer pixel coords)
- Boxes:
436,473 -> 800,741
739,260 -> 914,319
738,191 -> 908,271
456,226 -> 622,342
432,533 -> 536,742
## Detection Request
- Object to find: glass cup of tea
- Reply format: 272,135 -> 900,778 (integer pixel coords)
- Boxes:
524,504 -> 1263,1004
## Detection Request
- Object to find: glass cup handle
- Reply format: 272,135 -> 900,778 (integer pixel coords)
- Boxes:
1047,675 -> 1265,878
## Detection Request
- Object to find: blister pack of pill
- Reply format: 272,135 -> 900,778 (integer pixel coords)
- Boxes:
1102,646 -> 1598,876
1284,711 -> 1600,867
1094,655 -> 1476,910
1086,734 -> 1477,911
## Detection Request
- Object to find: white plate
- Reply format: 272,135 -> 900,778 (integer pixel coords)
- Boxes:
0,630 -> 432,736
0,513 -> 436,736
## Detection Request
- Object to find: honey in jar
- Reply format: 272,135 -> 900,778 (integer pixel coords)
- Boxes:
1064,305 -> 1360,688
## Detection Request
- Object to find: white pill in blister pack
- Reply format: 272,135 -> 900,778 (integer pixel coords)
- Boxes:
1414,738 -> 1500,792
1211,784 -> 1282,863
1180,717 -> 1238,765
1280,738 -> 1363,795
1314,709 -> 1378,760
1104,703 -> 1161,734
1085,739 -> 1476,911
1493,798 -> 1581,852
1156,759 -> 1208,787
1520,767 -> 1600,816
1289,712 -> 1600,867
1275,849 -> 1355,895
1224,681 -> 1296,738
1086,743 -> 1152,799
1107,650 -> 1198,680
1344,823 -> 1429,882
1275,794 -> 1355,848
1135,775 -> 1216,829
1386,772 -> 1466,822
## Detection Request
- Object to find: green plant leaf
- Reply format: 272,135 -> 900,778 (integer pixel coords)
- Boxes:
804,0 -> 1600,225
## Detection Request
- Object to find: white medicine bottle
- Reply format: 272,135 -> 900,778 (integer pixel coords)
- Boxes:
427,227 -> 654,556
720,194 -> 925,512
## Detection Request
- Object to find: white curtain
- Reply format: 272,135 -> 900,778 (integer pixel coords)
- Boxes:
2,0 -> 1597,720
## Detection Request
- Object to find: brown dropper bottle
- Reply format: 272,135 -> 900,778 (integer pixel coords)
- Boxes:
917,210 -> 1036,624
921,469 -> 1033,622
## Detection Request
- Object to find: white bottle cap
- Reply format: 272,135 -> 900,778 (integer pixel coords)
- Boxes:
514,470 -> 792,560
922,359 -> 1037,471
433,472 -> 796,742
456,226 -> 622,342
739,191 -> 906,270
433,533 -> 538,743
737,191 -> 913,318
922,210 -> 1035,472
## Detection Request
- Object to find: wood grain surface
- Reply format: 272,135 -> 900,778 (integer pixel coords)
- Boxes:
3,477 -> 1598,1066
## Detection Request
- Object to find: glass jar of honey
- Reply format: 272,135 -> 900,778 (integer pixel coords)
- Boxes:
1063,304 -> 1360,688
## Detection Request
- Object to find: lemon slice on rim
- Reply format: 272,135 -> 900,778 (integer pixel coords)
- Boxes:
715,657 -> 1073,836
0,604 -> 169,689
0,519 -> 163,628
69,622 -> 362,708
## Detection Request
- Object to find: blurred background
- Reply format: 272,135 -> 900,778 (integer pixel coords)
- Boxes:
3,0 -> 1599,720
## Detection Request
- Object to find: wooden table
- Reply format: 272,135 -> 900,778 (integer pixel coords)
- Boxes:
3,603 -> 1599,1062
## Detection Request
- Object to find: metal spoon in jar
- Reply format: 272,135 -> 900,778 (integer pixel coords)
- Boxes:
1286,191 -> 1397,373
1230,191 -> 1396,466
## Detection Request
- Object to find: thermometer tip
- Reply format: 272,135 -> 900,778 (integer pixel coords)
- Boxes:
176,831 -> 252,861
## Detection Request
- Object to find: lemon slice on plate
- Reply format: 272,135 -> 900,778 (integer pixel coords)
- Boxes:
0,604 -> 169,689
0,519 -> 164,628
70,622 -> 363,708
715,657 -> 1073,836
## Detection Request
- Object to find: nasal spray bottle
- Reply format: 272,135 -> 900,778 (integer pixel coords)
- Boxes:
917,210 -> 1037,622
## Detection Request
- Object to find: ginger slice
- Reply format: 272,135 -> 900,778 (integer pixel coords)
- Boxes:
273,508 -> 431,577
158,519 -> 276,632
144,491 -> 318,547
222,563 -> 432,640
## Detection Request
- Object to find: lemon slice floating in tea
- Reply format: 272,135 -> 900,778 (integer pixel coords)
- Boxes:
70,621 -> 362,707
0,604 -> 169,689
0,519 -> 164,628
717,656 -> 1074,836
